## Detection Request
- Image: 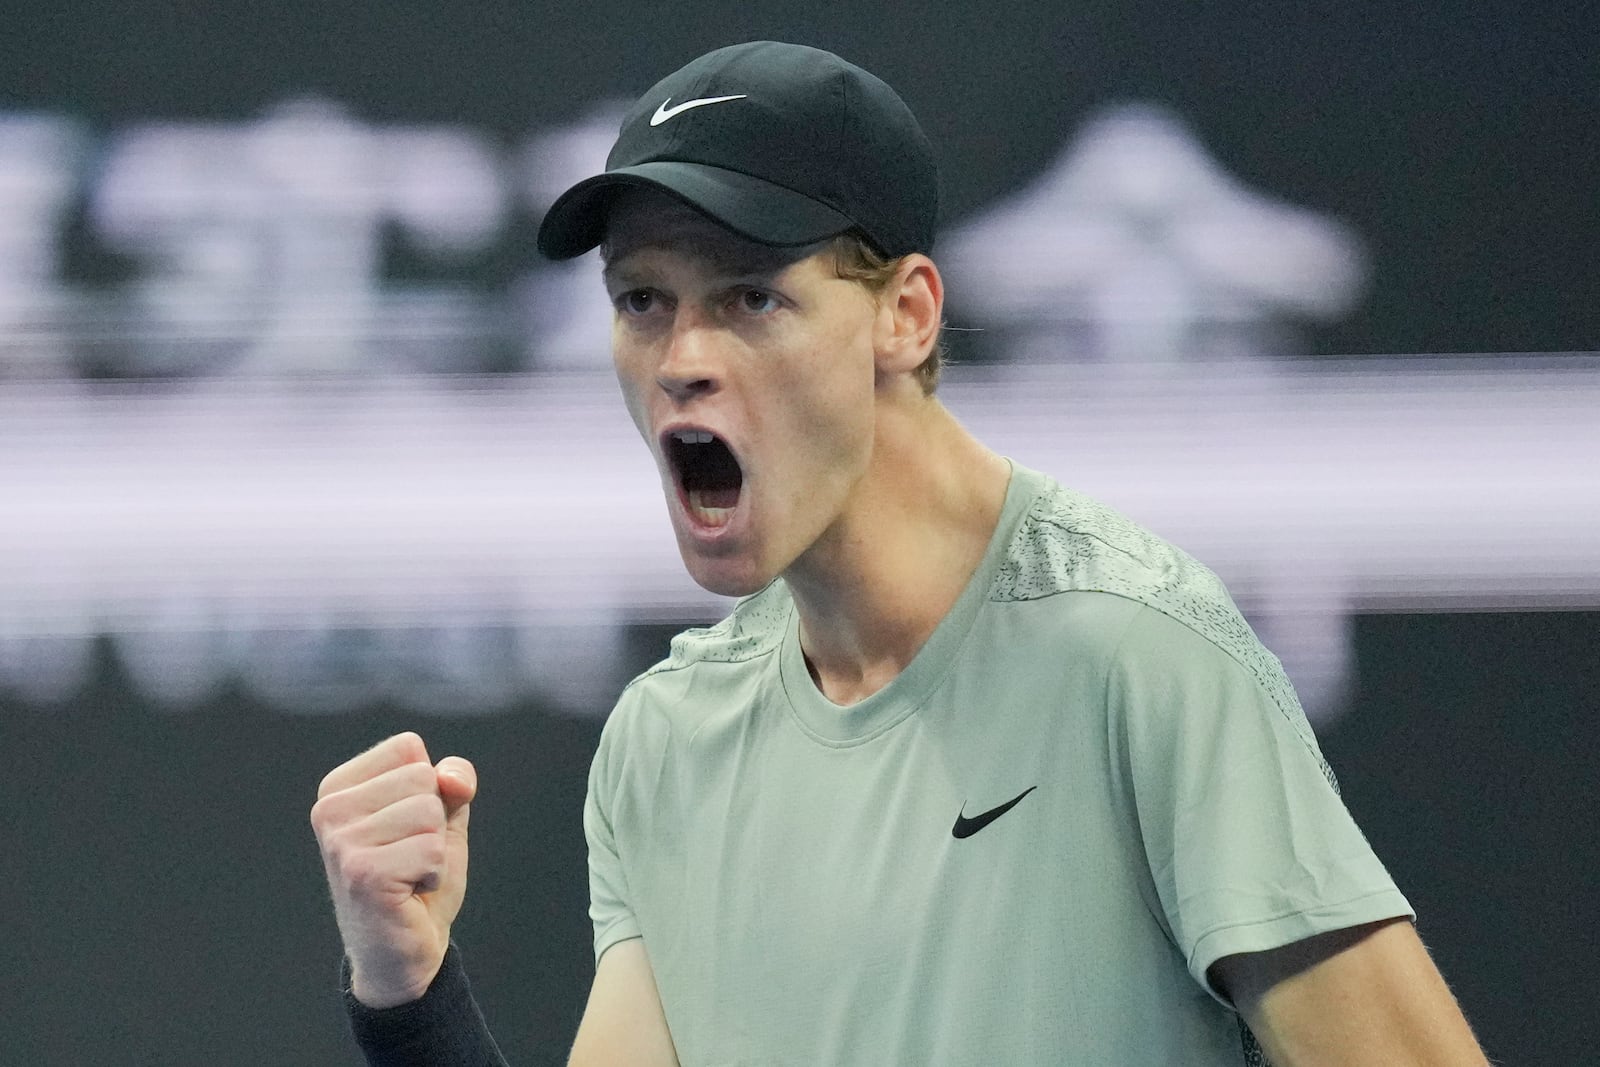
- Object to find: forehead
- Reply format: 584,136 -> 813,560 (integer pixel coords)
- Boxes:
600,187 -> 827,278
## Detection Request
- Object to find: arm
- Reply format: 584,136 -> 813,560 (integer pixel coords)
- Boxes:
337,933 -> 677,1067
567,938 -> 680,1067
1209,917 -> 1490,1067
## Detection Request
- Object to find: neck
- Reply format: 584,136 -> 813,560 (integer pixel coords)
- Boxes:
783,392 -> 1011,706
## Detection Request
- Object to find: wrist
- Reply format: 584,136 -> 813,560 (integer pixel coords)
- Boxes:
347,949 -> 447,1010
341,943 -> 508,1064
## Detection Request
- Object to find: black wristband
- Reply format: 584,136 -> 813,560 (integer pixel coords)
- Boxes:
341,942 -> 510,1067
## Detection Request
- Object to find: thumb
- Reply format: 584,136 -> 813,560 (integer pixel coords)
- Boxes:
436,756 -> 477,819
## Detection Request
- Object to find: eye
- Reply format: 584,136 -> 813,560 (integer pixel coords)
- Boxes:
615,289 -> 660,316
734,287 -> 780,315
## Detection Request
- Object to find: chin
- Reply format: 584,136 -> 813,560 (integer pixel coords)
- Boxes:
678,548 -> 773,600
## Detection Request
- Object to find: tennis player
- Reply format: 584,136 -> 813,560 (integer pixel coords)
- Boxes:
311,41 -> 1489,1065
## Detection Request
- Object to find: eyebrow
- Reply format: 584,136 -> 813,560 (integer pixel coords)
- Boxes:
600,260 -> 642,288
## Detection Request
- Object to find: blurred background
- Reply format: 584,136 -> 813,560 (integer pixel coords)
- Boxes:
3,2 -> 1596,1063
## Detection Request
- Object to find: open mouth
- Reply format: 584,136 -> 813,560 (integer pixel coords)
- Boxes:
666,429 -> 743,528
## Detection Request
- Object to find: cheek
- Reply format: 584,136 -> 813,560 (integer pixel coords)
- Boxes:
611,340 -> 654,437
824,314 -> 880,417
777,333 -> 876,466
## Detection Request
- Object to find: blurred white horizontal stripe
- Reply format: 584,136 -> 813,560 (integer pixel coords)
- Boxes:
1,355 -> 1595,715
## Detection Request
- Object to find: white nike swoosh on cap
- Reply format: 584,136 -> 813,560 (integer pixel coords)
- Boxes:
650,94 -> 748,126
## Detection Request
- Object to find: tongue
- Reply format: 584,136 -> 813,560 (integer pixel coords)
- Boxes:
687,487 -> 739,527
698,487 -> 739,509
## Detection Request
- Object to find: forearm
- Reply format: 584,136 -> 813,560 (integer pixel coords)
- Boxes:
343,941 -> 511,1067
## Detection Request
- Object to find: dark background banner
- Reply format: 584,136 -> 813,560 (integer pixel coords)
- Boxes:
5,0 -> 1596,357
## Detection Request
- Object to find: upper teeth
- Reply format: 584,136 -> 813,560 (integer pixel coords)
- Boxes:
672,430 -> 714,444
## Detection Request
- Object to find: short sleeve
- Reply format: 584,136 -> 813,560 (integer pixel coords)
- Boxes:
1108,604 -> 1413,1004
584,705 -> 643,963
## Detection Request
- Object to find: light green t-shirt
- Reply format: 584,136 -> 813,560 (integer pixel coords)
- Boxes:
584,462 -> 1411,1065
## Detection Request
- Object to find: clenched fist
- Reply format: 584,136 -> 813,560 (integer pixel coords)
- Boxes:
310,732 -> 477,1008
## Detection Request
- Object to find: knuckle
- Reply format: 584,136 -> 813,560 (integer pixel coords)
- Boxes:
313,788 -> 360,828
309,795 -> 331,831
309,794 -> 351,837
390,731 -> 428,761
339,851 -> 380,891
399,761 -> 437,792
421,834 -> 447,867
405,791 -> 448,829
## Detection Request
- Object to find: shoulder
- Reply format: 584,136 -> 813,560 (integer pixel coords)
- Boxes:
599,579 -> 792,749
993,472 -> 1236,624
639,577 -> 793,680
998,471 -> 1324,766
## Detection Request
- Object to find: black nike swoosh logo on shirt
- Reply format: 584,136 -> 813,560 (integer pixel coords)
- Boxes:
952,786 -> 1037,839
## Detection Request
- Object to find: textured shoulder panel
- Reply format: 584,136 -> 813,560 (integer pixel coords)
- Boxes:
625,578 -> 793,688
996,479 -> 1336,791
993,480 -> 1227,609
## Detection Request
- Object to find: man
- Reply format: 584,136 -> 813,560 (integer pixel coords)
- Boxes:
311,41 -> 1490,1065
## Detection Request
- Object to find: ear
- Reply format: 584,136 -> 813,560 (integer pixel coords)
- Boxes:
872,254 -> 943,378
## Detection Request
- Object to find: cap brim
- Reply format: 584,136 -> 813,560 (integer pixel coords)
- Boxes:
536,161 -> 855,260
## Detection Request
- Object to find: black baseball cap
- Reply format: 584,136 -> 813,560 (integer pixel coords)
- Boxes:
536,41 -> 938,260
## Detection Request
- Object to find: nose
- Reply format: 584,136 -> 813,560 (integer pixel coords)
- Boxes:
655,317 -> 721,402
